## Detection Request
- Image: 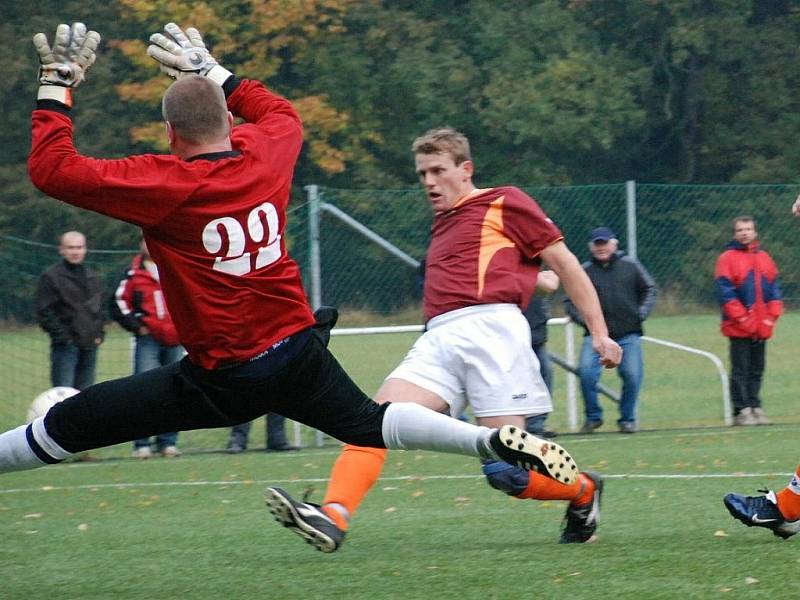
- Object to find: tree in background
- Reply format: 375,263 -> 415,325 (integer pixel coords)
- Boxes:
2,0 -> 800,320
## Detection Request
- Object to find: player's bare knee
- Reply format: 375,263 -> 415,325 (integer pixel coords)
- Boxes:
482,460 -> 529,496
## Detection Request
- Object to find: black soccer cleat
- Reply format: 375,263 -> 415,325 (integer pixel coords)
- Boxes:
265,487 -> 346,553
723,490 -> 800,540
489,425 -> 579,485
559,471 -> 604,544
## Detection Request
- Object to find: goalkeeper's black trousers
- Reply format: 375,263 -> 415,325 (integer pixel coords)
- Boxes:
42,327 -> 389,457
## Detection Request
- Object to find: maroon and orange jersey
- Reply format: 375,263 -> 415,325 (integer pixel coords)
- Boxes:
423,187 -> 562,321
29,79 -> 315,369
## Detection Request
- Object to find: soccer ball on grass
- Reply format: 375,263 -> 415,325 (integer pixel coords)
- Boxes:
26,386 -> 79,423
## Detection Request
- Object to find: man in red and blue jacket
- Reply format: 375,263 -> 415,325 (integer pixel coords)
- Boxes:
111,240 -> 184,458
714,216 -> 782,426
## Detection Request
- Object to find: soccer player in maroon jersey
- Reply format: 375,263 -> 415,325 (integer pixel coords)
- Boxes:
267,128 -> 623,551
0,23 -> 564,506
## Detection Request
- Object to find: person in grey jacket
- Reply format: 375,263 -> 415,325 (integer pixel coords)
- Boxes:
565,227 -> 657,433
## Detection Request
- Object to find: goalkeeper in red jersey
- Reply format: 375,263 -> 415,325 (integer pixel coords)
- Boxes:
0,23 -> 571,504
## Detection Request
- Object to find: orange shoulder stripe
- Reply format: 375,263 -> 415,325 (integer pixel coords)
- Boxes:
477,195 -> 515,297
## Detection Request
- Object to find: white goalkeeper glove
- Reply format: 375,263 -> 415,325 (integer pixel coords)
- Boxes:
33,22 -> 100,107
147,23 -> 232,86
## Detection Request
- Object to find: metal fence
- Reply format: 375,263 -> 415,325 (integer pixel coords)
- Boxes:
299,182 -> 800,315
1,181 -> 798,443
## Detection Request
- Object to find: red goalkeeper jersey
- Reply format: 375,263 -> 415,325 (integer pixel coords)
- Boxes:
423,187 -> 563,321
29,79 -> 314,369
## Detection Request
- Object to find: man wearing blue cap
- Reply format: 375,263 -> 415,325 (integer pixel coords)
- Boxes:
565,227 -> 657,433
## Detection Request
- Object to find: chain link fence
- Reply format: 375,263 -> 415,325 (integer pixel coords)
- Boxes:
2,182 -> 798,444
299,183 -> 800,315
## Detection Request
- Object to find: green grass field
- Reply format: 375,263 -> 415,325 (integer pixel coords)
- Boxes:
1,312 -> 799,598
1,425 -> 798,599
2,312 -> 799,454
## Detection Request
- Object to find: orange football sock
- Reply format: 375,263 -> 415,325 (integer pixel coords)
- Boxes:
516,470 -> 595,505
321,445 -> 388,531
774,464 -> 800,521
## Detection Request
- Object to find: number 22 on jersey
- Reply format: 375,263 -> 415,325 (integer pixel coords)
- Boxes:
202,202 -> 281,276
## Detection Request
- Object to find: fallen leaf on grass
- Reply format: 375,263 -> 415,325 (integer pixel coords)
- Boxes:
714,530 -> 729,537
385,506 -> 397,513
745,577 -> 758,585
77,523 -> 88,531
23,513 -> 42,519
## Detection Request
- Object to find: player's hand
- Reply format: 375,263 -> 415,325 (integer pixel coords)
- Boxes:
33,23 -> 100,106
593,334 -> 622,369
147,23 -> 232,85
792,195 -> 800,218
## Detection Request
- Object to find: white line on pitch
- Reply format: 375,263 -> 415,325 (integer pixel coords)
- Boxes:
48,424 -> 800,470
0,471 -> 794,495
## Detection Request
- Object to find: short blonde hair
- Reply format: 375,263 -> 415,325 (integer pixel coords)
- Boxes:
411,127 -> 471,165
733,215 -> 755,231
162,75 -> 229,144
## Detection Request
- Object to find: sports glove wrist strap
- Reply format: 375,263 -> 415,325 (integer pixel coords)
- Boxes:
206,65 -> 234,87
37,86 -> 72,108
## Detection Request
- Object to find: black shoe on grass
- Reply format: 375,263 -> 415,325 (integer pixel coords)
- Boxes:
723,491 -> 800,540
559,471 -> 604,544
265,487 -> 345,553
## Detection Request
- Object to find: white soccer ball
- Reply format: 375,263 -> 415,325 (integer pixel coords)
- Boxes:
26,386 -> 79,423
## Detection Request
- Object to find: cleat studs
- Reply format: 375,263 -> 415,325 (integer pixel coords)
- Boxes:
509,427 -> 517,434
550,444 -> 556,450
517,443 -> 525,450
520,432 -> 528,439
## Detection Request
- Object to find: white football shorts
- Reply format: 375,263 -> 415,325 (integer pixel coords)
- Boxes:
386,303 -> 552,418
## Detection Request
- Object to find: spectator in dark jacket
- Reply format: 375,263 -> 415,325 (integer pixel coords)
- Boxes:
36,231 -> 105,390
523,270 -> 559,438
111,239 -> 184,458
714,216 -> 782,426
565,227 -> 657,434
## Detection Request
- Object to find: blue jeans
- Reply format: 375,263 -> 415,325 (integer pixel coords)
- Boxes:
579,333 -> 643,425
526,343 -> 553,433
133,336 -> 184,450
533,343 -> 553,393
229,413 -> 289,449
51,342 -> 97,391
